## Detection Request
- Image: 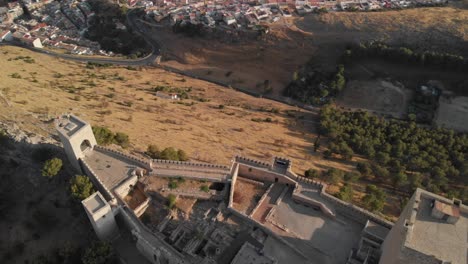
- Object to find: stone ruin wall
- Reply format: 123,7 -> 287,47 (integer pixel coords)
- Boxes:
319,186 -> 393,228
237,163 -> 297,186
249,183 -> 275,218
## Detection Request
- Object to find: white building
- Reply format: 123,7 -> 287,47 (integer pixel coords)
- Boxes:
0,30 -> 12,42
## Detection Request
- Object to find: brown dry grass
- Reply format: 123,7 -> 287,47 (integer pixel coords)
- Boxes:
0,46 -> 409,220
232,178 -> 267,214
0,46 -> 355,175
152,6 -> 467,97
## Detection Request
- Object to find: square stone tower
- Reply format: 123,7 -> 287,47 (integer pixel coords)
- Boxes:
55,114 -> 97,171
82,192 -> 119,241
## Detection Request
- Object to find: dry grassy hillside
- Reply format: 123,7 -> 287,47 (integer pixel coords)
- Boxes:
153,6 -> 467,97
0,46 -> 356,176
299,7 -> 468,54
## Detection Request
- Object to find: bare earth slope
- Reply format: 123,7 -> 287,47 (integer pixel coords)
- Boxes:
153,6 -> 467,96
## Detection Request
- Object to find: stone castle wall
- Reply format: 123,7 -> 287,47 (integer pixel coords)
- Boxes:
237,163 -> 297,186
94,145 -> 152,170
80,158 -> 116,202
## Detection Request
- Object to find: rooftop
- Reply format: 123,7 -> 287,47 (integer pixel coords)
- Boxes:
82,191 -> 107,214
405,189 -> 467,264
265,188 -> 362,263
83,148 -> 142,191
230,242 -> 276,264
55,114 -> 87,138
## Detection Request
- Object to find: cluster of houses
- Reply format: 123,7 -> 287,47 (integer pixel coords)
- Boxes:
143,1 -> 289,30
0,0 -> 111,56
133,0 -> 451,31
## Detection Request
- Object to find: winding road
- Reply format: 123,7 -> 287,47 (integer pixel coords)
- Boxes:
1,8 -> 159,66
1,8 -> 319,113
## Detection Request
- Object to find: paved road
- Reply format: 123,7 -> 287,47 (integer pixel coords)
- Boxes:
0,9 -> 158,66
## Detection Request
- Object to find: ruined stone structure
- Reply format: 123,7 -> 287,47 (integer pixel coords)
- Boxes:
56,114 -> 467,264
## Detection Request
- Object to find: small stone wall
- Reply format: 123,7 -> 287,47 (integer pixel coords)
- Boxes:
236,176 -> 265,187
160,188 -> 219,201
320,186 -> 393,228
275,185 -> 289,206
134,197 -> 151,217
249,184 -> 274,218
114,175 -> 139,198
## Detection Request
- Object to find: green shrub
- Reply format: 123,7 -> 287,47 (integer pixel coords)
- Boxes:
82,241 -> 116,264
146,144 -> 160,159
92,126 -> 130,148
335,183 -> 353,202
114,132 -> 130,148
92,126 -> 115,145
70,175 -> 95,201
177,149 -> 189,161
344,172 -> 361,183
325,168 -> 344,185
168,180 -> 178,189
304,169 -> 319,178
363,185 -> 386,213
160,147 -> 179,160
42,158 -> 63,178
167,194 -> 177,209
200,185 -> 209,193
10,73 -> 21,79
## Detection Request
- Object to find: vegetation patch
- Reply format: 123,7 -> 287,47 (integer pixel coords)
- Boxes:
145,144 -> 189,161
283,64 -> 345,105
92,126 -> 130,148
319,106 -> 468,201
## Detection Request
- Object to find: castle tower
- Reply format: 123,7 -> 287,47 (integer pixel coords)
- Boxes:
55,114 -> 97,171
82,192 -> 119,241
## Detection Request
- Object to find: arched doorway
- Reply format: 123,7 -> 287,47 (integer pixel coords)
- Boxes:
80,139 -> 92,153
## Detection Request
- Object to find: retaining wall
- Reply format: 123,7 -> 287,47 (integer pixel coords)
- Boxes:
291,190 -> 336,219
228,163 -> 239,208
249,183 -> 274,218
320,187 -> 393,228
236,176 -> 265,187
114,175 -> 139,198
134,198 -> 151,217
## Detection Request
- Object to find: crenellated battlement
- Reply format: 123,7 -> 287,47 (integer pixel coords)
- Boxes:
151,159 -> 229,170
234,155 -> 271,168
